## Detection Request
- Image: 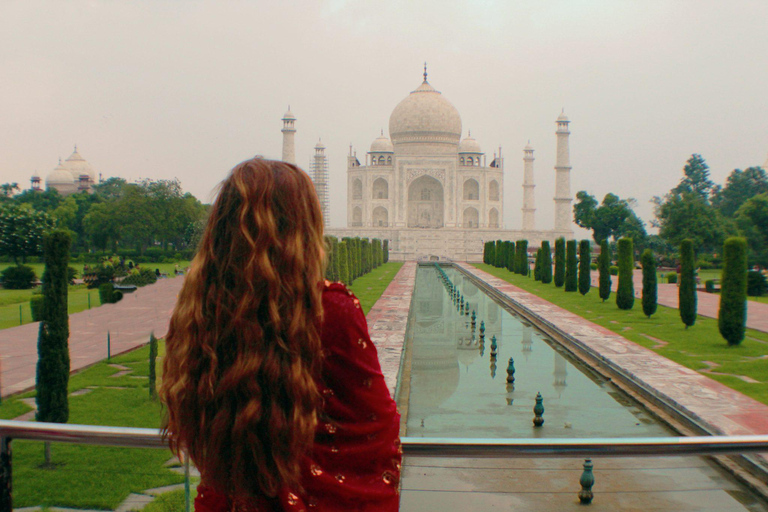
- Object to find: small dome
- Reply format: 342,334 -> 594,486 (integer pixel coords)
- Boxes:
459,133 -> 482,154
46,160 -> 75,185
283,108 -> 296,120
370,132 -> 394,153
389,79 -> 462,146
557,111 -> 569,122
31,170 -> 41,179
524,141 -> 533,151
62,146 -> 96,182
315,139 -> 325,150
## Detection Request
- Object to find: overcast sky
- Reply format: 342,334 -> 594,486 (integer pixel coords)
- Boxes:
2,0 -> 767,232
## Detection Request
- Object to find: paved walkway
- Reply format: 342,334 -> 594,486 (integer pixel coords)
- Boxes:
0,277 -> 184,399
365,262 -> 416,396
591,270 -> 768,332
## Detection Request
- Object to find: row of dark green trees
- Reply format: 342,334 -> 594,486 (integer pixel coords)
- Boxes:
483,236 -> 750,346
324,236 -> 389,285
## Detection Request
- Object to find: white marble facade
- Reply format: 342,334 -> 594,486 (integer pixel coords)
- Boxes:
291,71 -> 574,261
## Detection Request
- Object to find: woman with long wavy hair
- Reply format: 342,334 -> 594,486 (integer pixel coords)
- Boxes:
161,158 -> 401,511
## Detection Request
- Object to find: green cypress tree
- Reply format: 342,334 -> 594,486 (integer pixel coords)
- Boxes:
616,238 -> 635,310
718,237 -> 748,346
679,239 -> 697,328
578,240 -> 591,295
598,240 -> 612,302
554,238 -> 565,287
495,239 -> 504,267
338,241 -> 350,285
516,240 -> 529,275
641,249 -> 657,318
36,229 -> 72,424
534,248 -> 542,281
149,332 -> 158,400
565,240 -> 578,291
483,242 -> 489,264
541,241 -> 553,284
383,239 -> 389,263
505,241 -> 515,272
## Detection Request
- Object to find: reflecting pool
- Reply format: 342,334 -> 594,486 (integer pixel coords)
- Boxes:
405,265 -> 670,438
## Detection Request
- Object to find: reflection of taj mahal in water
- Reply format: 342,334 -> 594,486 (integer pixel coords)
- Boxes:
285,67 -> 574,261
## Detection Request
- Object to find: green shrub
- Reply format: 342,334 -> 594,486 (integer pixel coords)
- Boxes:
540,241 -> 553,284
679,239 -> 697,328
506,241 -> 515,272
718,237 -> 748,346
578,240 -> 591,295
36,230 -> 72,424
98,283 -> 123,304
565,240 -> 577,292
609,265 -> 619,276
554,238 -> 565,287
747,271 -> 767,297
641,249 -> 657,318
616,238 -> 634,310
590,262 -> 598,270
667,273 -> 678,284
121,267 -> 158,287
1,264 -> 37,289
705,279 -> 716,293
495,239 -> 504,267
516,240 -> 528,275
599,240 -> 611,302
67,266 -> 78,284
30,294 -> 45,321
534,248 -> 542,281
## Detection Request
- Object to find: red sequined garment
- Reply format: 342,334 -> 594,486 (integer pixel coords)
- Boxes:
195,282 -> 402,512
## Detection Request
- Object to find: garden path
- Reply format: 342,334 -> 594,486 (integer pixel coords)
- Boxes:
590,270 -> 768,333
0,277 -> 184,399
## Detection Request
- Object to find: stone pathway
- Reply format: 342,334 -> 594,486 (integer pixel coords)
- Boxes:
366,262 -> 416,396
0,277 -> 184,399
591,270 -> 768,333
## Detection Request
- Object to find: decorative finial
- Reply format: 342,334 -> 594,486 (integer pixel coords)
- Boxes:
74,144 -> 77,152
58,158 -> 62,165
381,129 -> 384,136
528,139 -> 531,144
468,130 -> 471,137
423,62 -> 428,82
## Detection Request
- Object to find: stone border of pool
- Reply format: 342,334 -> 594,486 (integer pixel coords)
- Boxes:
454,262 -> 768,496
365,261 -> 417,399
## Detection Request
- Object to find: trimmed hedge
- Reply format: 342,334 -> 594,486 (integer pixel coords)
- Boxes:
747,271 -> 766,297
679,239 -> 697,328
598,240 -> 611,302
718,237 -> 748,346
641,248 -> 657,318
36,230 -> 72,424
616,238 -> 634,310
1,264 -> 37,289
534,248 -> 542,281
578,240 -> 591,295
540,241 -> 553,284
554,238 -> 565,288
667,273 -> 678,284
516,240 -> 528,275
564,240 -> 577,292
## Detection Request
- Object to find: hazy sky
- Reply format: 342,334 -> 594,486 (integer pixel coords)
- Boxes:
2,0 -> 767,232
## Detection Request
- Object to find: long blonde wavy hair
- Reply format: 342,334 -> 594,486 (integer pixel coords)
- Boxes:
161,158 -> 326,498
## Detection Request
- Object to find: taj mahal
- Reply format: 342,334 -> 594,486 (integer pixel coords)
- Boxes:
288,68 -> 574,261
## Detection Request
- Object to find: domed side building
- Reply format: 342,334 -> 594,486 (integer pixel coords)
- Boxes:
288,69 -> 575,261
40,146 -> 99,195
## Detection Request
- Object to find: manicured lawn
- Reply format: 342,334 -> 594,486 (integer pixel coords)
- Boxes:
475,264 -> 768,406
0,343 -> 184,509
349,262 -> 404,315
0,261 -> 191,330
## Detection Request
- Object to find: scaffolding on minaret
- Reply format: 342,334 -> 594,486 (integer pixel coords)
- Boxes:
310,140 -> 330,227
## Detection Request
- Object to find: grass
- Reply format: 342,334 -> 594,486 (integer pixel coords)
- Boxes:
0,262 -> 402,509
348,262 -> 404,315
0,342 -> 185,509
0,261 -> 191,330
475,263 -> 768,406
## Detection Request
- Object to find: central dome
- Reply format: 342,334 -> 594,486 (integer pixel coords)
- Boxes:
389,80 -> 462,147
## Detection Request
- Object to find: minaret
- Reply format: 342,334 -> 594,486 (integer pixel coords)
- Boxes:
522,142 -> 536,231
281,107 -> 296,164
311,139 -> 330,227
554,111 -> 572,233
31,171 -> 41,191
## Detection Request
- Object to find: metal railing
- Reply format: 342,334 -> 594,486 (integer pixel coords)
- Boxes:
2,419 -> 768,512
